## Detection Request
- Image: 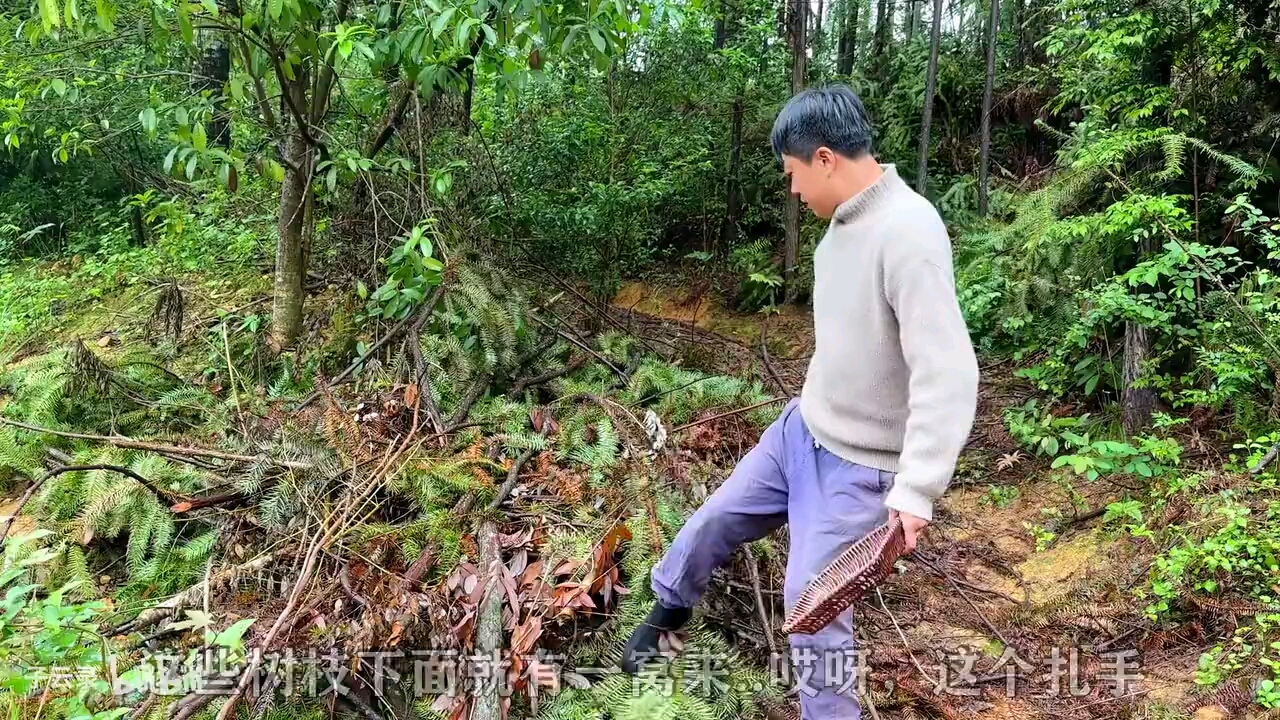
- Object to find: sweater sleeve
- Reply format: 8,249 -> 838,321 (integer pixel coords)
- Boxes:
881,216 -> 980,521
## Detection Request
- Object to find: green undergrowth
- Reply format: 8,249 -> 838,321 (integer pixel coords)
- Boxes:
0,232 -> 787,719
1000,398 -> 1280,708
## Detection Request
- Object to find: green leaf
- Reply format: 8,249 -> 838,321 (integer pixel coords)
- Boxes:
326,166 -> 337,192
193,122 -> 207,150
268,0 -> 282,21
214,618 -> 257,649
163,146 -> 179,173
178,4 -> 194,43
480,22 -> 496,45
201,0 -> 218,14
185,153 -> 198,180
139,107 -> 158,133
64,0 -> 80,24
218,162 -> 231,188
175,106 -> 189,126
40,0 -> 61,30
456,17 -> 477,48
588,27 -> 606,54
431,7 -> 455,38
51,79 -> 67,96
94,0 -> 114,30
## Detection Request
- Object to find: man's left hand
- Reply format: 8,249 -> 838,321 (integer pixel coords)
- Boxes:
888,509 -> 928,554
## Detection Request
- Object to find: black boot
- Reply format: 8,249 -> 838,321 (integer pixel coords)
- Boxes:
620,600 -> 691,674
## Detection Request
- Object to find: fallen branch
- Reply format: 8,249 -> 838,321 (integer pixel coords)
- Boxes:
912,554 -> 1023,605
447,372 -> 494,431
760,324 -> 790,396
510,355 -> 588,397
128,694 -> 158,720
3,462 -> 193,545
1251,441 -> 1280,475
528,313 -> 625,380
672,397 -> 788,433
742,546 -> 778,656
339,561 -> 370,608
409,329 -> 446,437
170,487 -> 254,514
0,475 -> 50,547
213,403 -> 425,720
295,282 -> 447,410
487,421 -> 553,511
875,587 -> 931,684
0,417 -> 314,471
113,553 -> 277,634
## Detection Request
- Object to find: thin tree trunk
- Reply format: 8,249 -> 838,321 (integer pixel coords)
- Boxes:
720,96 -> 744,251
784,0 -> 807,304
873,0 -> 893,71
1014,0 -> 1026,65
837,0 -> 858,75
193,0 -> 235,147
977,0 -> 999,215
272,127 -> 309,349
815,0 -> 824,44
1122,322 -> 1157,435
916,0 -> 943,194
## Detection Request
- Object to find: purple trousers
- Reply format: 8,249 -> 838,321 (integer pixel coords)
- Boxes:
651,399 -> 894,719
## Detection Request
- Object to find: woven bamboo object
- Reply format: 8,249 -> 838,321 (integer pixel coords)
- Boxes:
782,516 -> 906,634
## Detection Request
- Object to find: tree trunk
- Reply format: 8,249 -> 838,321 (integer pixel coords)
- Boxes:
1122,322 -> 1157,435
873,0 -> 893,72
837,0 -> 858,75
977,0 -> 999,215
193,0 -> 234,147
916,0 -> 943,194
815,0 -> 824,44
272,128 -> 310,349
1014,0 -> 1026,65
784,0 -> 807,304
720,96 -> 744,252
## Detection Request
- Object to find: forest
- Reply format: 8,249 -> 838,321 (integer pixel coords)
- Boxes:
1,0 -> 1279,717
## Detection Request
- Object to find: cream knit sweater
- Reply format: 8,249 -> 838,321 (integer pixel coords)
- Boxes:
799,164 -> 979,521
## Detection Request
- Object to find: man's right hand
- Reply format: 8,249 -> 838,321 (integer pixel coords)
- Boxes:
889,509 -> 928,554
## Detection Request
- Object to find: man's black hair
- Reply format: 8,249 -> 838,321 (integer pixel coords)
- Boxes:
770,83 -> 874,162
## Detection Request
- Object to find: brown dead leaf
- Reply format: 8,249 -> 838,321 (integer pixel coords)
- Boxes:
97,335 -> 114,347
468,574 -> 487,605
519,559 -> 541,587
509,548 -> 528,578
404,383 -> 420,408
512,616 -> 543,655
500,565 -> 520,612
388,620 -> 404,647
463,574 -> 478,596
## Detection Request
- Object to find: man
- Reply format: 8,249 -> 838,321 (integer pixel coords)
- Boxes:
621,83 -> 980,718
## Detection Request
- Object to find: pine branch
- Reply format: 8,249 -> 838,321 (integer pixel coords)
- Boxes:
0,417 -> 313,470
2,461 -> 189,545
